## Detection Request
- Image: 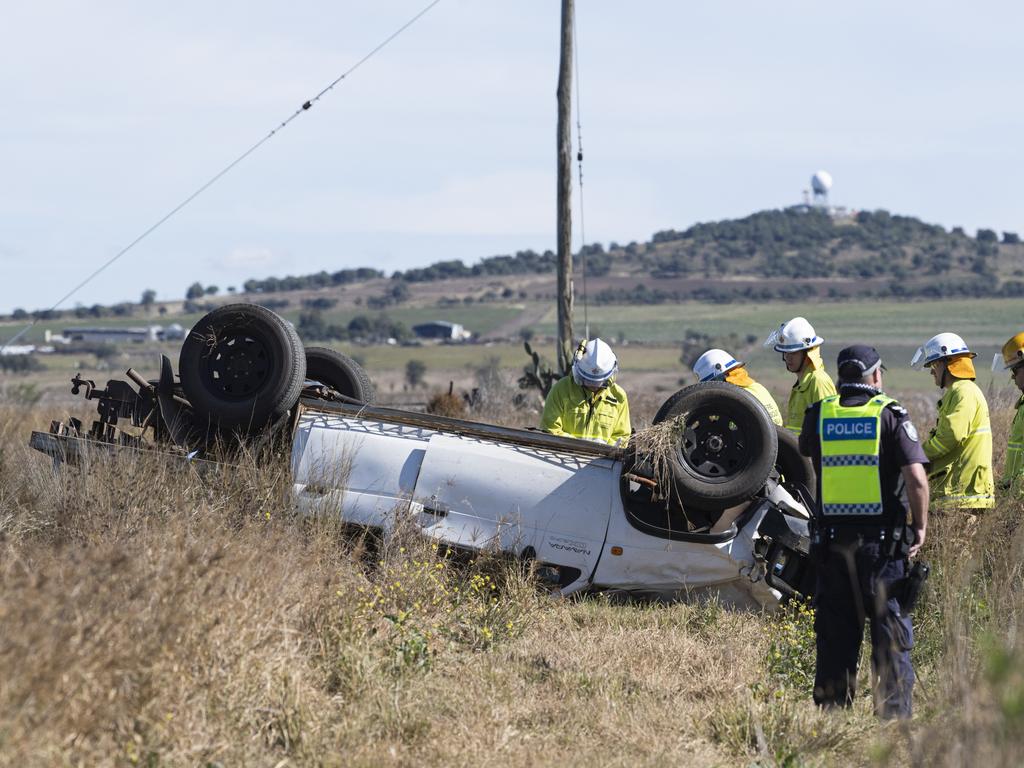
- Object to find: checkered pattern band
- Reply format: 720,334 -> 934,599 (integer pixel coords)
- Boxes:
821,454 -> 880,467
822,503 -> 884,516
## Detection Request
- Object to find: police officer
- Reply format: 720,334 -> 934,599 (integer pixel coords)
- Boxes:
996,331 -> 1024,494
692,348 -> 784,426
911,333 -> 995,510
765,316 -> 838,435
799,344 -> 929,719
541,338 -> 631,445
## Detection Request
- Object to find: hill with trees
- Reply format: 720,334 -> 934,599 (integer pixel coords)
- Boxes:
238,208 -> 1024,304
6,208 -> 1024,322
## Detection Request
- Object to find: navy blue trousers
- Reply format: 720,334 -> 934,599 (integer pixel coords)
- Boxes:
812,541 -> 914,719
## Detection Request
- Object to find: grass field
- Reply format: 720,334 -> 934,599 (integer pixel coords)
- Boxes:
1,394 -> 1023,765
529,297 -> 1024,346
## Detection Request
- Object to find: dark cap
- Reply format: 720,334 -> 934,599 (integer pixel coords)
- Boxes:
837,344 -> 885,381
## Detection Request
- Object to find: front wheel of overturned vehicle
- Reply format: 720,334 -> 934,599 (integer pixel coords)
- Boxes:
652,382 -> 778,512
179,303 -> 306,434
304,346 -> 375,404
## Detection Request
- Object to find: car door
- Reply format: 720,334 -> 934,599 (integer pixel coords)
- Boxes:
410,432 -> 617,587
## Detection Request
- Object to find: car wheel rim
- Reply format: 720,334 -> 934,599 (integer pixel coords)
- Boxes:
203,332 -> 272,400
678,407 -> 752,480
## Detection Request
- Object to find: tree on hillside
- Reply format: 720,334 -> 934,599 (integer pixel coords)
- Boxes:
405,359 -> 427,389
185,282 -> 205,300
1004,232 -> 1020,244
977,229 -> 998,243
297,311 -> 327,340
302,297 -> 338,311
141,289 -> 156,309
390,282 -> 410,303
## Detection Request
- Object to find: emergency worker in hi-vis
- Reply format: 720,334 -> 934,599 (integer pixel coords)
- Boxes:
692,348 -> 783,426
541,338 -> 631,446
799,345 -> 929,720
911,333 -> 995,511
765,316 -> 837,435
995,331 -> 1024,494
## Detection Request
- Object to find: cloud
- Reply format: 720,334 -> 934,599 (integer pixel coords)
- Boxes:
215,247 -> 282,271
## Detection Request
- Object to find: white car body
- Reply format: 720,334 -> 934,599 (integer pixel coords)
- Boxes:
291,400 -> 812,609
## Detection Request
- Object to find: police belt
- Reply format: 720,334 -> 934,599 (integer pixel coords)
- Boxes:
812,521 -> 914,558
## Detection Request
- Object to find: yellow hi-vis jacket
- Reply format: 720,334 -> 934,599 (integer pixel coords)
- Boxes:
1000,395 -> 1024,494
742,380 -> 784,427
541,376 -> 631,446
923,378 -> 995,509
786,367 -> 837,435
723,367 -> 784,427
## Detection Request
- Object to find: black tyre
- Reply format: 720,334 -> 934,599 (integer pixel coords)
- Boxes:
652,382 -> 778,512
304,346 -> 375,404
178,304 -> 306,433
774,425 -> 816,499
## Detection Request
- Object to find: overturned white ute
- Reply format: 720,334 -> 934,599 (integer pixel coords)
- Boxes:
31,304 -> 816,608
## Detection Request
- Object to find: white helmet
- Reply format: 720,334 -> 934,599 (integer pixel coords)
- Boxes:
910,332 -> 975,369
693,349 -> 742,382
572,338 -> 619,388
764,316 -> 824,353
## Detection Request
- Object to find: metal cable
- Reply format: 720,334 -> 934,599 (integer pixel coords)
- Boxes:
2,0 -> 443,352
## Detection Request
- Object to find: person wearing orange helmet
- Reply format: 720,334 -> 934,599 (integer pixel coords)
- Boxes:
996,331 -> 1024,493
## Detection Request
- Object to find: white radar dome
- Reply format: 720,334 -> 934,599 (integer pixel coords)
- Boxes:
811,170 -> 833,194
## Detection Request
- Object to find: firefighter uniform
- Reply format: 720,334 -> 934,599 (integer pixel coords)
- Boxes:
1002,396 -> 1024,494
764,318 -> 837,436
800,345 -> 927,720
922,378 -> 995,509
740,378 -> 784,427
997,332 -> 1024,494
787,351 -> 838,435
692,349 -> 783,426
541,375 -> 631,445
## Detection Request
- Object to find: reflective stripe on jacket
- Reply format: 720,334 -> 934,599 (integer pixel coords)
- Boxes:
787,367 -> 838,435
818,394 -> 894,518
1000,395 -> 1024,494
922,378 -> 995,509
742,380 -> 784,426
540,376 -> 631,445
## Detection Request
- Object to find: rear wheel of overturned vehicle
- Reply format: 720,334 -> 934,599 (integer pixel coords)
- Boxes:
304,346 -> 375,404
774,425 -> 816,500
652,382 -> 778,512
178,303 -> 306,435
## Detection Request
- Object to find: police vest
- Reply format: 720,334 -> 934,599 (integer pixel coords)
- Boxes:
818,394 -> 896,522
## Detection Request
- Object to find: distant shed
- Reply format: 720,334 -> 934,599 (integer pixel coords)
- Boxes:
412,321 -> 470,341
62,326 -> 164,343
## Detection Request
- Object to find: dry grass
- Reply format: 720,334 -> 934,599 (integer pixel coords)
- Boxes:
1,394 -> 1023,767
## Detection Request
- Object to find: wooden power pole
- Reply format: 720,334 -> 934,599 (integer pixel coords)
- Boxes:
555,0 -> 574,374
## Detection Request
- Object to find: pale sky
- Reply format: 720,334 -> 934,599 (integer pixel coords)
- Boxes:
1,1 -> 1021,313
